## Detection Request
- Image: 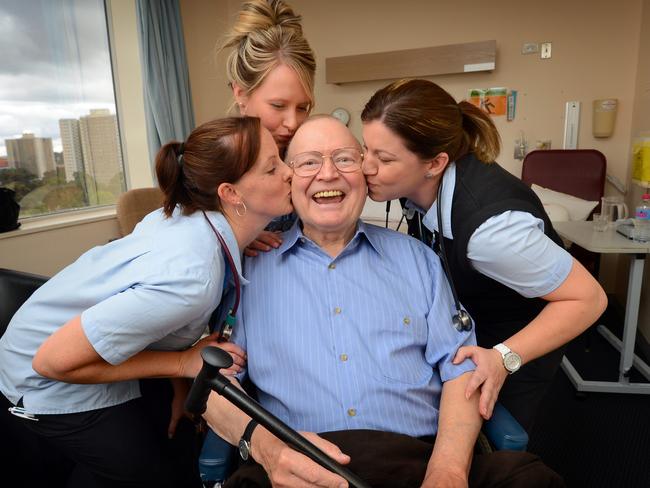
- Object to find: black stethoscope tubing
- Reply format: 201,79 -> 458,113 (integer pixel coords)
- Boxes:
388,179 -> 472,332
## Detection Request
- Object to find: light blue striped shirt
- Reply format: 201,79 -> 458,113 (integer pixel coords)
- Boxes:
0,208 -> 244,414
411,162 -> 572,298
232,220 -> 476,437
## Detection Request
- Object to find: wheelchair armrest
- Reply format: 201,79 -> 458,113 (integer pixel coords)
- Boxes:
482,402 -> 528,451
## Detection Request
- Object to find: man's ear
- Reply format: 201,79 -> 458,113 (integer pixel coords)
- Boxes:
217,182 -> 240,206
425,152 -> 450,177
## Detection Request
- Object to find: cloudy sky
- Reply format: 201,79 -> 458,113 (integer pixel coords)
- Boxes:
0,0 -> 116,156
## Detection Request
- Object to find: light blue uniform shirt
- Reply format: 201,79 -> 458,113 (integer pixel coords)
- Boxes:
0,208 -> 244,414
412,162 -> 572,298
232,220 -> 476,438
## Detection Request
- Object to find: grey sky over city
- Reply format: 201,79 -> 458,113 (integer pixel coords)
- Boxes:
0,0 -> 117,156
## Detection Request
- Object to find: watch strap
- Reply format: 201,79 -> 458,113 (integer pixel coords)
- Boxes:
493,343 -> 511,357
242,419 -> 259,444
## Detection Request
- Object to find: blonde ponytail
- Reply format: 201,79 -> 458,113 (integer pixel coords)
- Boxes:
222,0 -> 304,46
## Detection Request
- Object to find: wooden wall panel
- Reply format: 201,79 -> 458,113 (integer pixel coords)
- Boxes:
325,40 -> 496,84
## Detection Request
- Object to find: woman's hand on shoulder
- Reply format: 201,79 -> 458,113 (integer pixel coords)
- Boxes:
452,346 -> 508,420
244,230 -> 283,257
178,333 -> 246,377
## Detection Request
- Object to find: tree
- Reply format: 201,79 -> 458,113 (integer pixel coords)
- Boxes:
0,168 -> 39,200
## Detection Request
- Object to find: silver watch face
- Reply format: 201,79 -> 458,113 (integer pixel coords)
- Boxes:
504,352 -> 522,373
239,439 -> 251,461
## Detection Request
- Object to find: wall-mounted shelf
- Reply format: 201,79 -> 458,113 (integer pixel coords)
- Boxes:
325,40 -> 496,85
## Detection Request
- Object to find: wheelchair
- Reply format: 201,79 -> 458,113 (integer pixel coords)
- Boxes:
193,349 -> 529,488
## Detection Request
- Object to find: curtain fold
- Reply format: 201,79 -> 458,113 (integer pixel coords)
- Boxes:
136,0 -> 195,175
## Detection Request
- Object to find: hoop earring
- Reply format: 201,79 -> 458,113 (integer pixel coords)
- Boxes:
235,201 -> 247,217
424,172 -> 433,179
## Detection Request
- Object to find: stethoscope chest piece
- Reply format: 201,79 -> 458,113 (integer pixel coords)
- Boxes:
453,310 -> 473,332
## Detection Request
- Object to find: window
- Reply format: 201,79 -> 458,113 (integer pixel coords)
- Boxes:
0,0 -> 125,219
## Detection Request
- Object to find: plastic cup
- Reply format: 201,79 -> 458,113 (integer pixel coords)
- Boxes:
593,213 -> 608,232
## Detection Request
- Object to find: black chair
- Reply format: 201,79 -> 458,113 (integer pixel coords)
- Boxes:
0,268 -> 197,487
0,268 -> 49,336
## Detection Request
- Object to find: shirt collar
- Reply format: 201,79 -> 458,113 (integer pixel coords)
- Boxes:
406,162 -> 456,240
279,219 -> 383,257
203,210 -> 249,285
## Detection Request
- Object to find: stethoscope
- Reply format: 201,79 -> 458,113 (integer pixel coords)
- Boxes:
385,181 -> 473,333
202,211 -> 240,342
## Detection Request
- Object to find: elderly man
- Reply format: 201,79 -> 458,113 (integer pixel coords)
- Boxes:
203,116 -> 563,488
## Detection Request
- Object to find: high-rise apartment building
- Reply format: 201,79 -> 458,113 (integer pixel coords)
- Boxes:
59,119 -> 84,182
5,133 -> 55,178
79,109 -> 123,186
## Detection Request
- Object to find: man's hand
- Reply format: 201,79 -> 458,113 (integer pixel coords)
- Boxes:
452,346 -> 508,420
177,333 -> 246,378
252,427 -> 350,488
244,231 -> 283,257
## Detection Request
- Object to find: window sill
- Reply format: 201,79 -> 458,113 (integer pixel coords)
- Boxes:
0,207 -> 117,241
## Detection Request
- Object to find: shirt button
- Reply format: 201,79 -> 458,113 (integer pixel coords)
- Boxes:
347,408 -> 357,417
403,317 -> 411,325
340,354 -> 348,362
334,307 -> 341,314
328,263 -> 336,270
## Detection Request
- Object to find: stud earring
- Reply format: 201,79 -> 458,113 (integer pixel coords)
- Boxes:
424,172 -> 433,179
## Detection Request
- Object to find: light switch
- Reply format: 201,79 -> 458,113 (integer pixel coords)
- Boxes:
541,42 -> 552,59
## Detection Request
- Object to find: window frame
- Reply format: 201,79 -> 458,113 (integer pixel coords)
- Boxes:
8,0 -> 152,229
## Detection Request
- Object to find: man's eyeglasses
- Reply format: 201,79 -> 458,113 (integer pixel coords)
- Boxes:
287,147 -> 364,177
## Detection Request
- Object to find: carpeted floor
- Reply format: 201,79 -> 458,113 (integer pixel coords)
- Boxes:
528,304 -> 650,488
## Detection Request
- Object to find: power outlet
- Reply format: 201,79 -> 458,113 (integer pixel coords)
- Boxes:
522,43 -> 539,54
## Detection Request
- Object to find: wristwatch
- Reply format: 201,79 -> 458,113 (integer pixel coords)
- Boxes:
493,343 -> 522,374
238,419 -> 259,461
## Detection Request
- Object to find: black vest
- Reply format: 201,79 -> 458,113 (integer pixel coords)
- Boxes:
405,153 -> 563,348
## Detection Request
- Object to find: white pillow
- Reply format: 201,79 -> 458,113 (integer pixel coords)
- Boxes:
542,203 -> 570,222
531,184 -> 598,221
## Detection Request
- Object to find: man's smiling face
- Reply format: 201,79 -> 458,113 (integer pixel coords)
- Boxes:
286,117 -> 366,237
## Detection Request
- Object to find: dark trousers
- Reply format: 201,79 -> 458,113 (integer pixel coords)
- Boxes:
224,430 -> 565,488
1,379 -> 202,488
496,346 -> 566,433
